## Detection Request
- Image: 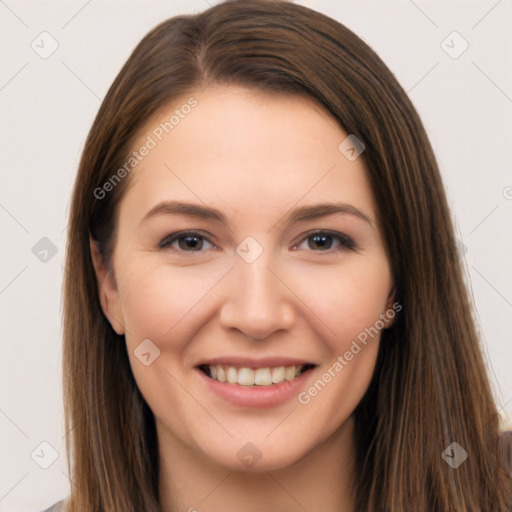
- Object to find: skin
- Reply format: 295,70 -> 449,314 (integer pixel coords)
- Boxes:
91,85 -> 395,512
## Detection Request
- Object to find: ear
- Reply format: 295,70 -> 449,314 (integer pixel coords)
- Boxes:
382,283 -> 398,329
89,236 -> 125,335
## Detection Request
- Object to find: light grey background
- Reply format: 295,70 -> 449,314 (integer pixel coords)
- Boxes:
1,1 -> 511,510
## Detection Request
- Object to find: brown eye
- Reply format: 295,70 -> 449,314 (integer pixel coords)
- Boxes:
159,231 -> 214,252
294,230 -> 355,252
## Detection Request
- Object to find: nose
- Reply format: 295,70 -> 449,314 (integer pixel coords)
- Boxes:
219,248 -> 296,341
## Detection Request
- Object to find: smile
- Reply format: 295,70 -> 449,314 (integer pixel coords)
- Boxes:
198,363 -> 316,387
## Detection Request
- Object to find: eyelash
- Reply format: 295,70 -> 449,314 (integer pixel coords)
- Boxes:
158,230 -> 356,253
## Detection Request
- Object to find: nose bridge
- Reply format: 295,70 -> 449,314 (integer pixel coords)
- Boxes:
219,236 -> 295,339
238,250 -> 279,304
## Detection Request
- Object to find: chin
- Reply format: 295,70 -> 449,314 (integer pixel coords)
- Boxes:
199,435 -> 313,474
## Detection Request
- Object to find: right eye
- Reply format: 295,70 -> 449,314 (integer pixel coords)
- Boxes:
159,231 -> 216,252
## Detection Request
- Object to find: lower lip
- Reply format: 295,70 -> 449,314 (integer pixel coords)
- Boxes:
196,368 -> 314,408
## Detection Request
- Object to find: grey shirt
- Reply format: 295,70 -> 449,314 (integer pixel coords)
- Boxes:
41,501 -> 64,512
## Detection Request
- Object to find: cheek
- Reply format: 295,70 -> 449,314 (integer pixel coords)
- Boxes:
116,261 -> 212,423
291,256 -> 392,351
292,260 -> 390,432
118,259 -> 223,346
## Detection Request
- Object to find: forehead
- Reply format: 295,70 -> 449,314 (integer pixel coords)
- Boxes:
119,85 -> 375,224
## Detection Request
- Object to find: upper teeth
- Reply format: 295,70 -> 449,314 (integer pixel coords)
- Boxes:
208,365 -> 303,386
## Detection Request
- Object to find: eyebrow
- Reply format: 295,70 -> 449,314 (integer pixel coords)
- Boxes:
139,200 -> 373,227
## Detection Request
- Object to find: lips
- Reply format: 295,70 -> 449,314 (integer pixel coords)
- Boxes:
195,361 -> 317,408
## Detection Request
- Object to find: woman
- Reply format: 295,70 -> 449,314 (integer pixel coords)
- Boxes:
48,0 -> 512,510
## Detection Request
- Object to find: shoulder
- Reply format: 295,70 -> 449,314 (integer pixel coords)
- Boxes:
41,500 -> 65,512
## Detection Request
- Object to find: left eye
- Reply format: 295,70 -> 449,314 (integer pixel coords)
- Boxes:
293,230 -> 355,252
159,230 -> 355,253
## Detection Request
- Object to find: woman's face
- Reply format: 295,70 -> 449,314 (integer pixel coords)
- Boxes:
93,85 -> 395,471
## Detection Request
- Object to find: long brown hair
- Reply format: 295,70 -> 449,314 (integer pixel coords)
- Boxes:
62,1 -> 512,510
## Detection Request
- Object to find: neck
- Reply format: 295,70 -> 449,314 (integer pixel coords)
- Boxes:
158,416 -> 357,512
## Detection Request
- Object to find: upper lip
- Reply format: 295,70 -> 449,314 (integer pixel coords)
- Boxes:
196,356 -> 316,368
